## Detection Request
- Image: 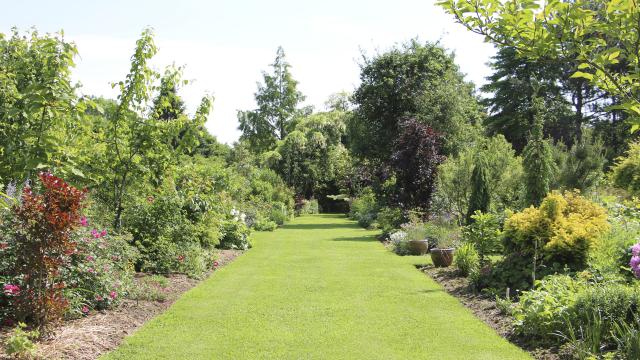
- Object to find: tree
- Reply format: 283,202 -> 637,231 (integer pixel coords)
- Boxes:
349,40 -> 481,163
151,66 -> 187,122
390,118 -> 445,213
466,155 -> 490,223
0,29 -> 93,183
437,0 -> 640,129
107,28 -> 163,229
482,47 -> 575,152
265,110 -> 351,205
238,47 -> 305,152
523,98 -> 555,206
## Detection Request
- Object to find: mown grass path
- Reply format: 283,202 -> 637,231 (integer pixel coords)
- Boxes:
105,214 -> 530,359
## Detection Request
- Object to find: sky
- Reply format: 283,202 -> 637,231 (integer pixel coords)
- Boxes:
1,0 -> 496,144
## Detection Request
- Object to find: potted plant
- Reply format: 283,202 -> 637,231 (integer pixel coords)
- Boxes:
403,223 -> 429,255
430,231 -> 458,267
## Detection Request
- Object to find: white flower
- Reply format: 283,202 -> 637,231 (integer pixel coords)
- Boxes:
240,213 -> 246,222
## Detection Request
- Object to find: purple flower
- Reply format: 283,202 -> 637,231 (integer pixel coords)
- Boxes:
91,229 -> 100,238
80,216 -> 88,227
632,243 -> 640,257
630,256 -> 640,270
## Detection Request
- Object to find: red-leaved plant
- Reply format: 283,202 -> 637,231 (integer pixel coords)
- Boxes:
12,172 -> 86,331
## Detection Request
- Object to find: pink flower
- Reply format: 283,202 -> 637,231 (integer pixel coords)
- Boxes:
3,284 -> 20,296
0,242 -> 9,250
87,268 -> 95,274
109,291 -> 117,300
81,305 -> 89,314
91,229 -> 100,238
177,255 -> 185,263
213,261 -> 219,268
86,255 -> 95,262
100,229 -> 107,237
80,216 -> 88,227
95,295 -> 103,301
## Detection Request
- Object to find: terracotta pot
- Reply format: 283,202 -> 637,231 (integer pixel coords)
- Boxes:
430,248 -> 455,267
407,239 -> 429,255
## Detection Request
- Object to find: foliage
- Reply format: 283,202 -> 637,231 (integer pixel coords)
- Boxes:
390,118 -> 445,212
504,191 -> 609,277
127,275 -> 169,303
64,228 -> 138,317
238,47 -> 305,152
462,211 -> 502,263
480,47 -> 577,153
437,0 -> 640,129
455,243 -> 480,278
512,275 -> 585,343
522,97 -> 555,207
387,230 -> 410,256
219,217 -> 251,250
558,131 -> 605,192
349,40 -> 481,163
466,155 -> 490,223
297,198 -> 320,215
11,173 -> 86,330
349,188 -> 379,228
266,110 -> 351,203
376,207 -> 404,236
434,135 -> 523,223
0,29 -> 92,183
4,322 -> 39,358
611,141 -> 640,195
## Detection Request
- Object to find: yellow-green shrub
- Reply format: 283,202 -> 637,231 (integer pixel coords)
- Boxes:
503,191 -> 609,269
611,141 -> 640,195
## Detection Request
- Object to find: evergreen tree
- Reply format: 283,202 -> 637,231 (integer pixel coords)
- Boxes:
481,47 -> 574,153
466,154 -> 490,223
523,97 -> 555,206
239,47 -> 305,152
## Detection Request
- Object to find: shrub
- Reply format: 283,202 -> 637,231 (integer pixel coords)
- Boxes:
571,283 -> 640,344
434,135 -> 523,223
64,227 -> 138,317
512,274 -> 585,343
4,322 -> 39,358
269,202 -> 289,225
462,211 -> 502,263
254,219 -> 278,231
522,98 -> 555,206
455,243 -> 480,277
297,198 -> 320,215
376,207 -> 404,236
11,173 -> 86,330
219,219 -> 251,250
349,188 -> 379,228
503,191 -> 609,272
387,230 -> 409,255
611,141 -> 640,195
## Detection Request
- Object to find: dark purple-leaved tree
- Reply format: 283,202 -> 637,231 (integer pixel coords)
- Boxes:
390,118 -> 445,214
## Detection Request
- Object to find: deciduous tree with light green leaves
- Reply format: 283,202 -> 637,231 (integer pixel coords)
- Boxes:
437,0 -> 640,129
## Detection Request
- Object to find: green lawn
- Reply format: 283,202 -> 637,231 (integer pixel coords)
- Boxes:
104,214 -> 530,359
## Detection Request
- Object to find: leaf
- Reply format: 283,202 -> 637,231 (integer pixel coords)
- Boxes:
570,71 -> 594,80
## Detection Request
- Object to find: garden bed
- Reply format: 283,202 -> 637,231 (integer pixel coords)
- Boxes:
0,249 -> 242,360
419,265 -> 561,360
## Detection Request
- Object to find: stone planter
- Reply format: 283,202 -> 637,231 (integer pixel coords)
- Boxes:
407,239 -> 429,255
430,248 -> 455,267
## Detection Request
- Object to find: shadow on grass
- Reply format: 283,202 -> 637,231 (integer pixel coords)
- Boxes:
331,235 -> 378,242
284,223 -> 357,230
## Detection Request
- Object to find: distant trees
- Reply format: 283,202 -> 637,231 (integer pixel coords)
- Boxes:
238,47 -> 305,153
348,40 -> 481,164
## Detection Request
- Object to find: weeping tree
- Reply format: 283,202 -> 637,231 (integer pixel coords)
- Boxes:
523,97 -> 555,206
466,154 -> 490,223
